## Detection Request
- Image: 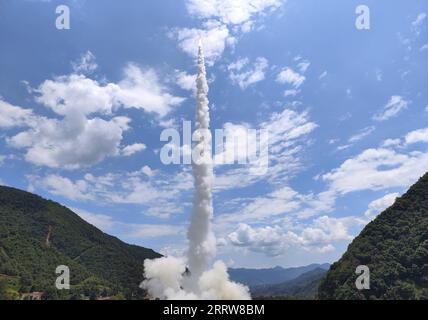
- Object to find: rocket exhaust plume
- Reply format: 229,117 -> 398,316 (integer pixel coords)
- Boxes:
141,41 -> 250,300
186,41 -> 216,288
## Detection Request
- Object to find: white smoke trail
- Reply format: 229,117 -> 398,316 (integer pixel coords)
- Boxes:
185,41 -> 216,289
142,41 -> 250,300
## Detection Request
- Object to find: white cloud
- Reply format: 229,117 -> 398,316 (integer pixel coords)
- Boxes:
0,99 -> 33,128
171,22 -> 235,64
116,64 -> 185,116
228,215 -> 362,257
228,57 -> 268,89
381,138 -> 401,148
71,51 -> 98,74
175,70 -> 197,92
8,113 -> 130,169
348,126 -> 375,143
405,127 -> 428,144
228,223 -> 291,257
373,96 -> 409,121
36,63 -> 184,117
364,193 -> 399,219
218,187 -> 301,224
227,58 -> 249,71
323,147 -> 428,194
284,89 -> 300,97
213,107 -> 317,191
276,68 -> 306,88
185,0 -> 283,26
412,12 -> 427,27
420,44 -> 428,52
35,174 -> 94,201
121,143 -> 146,156
2,53 -> 187,169
35,75 -> 117,116
32,169 -> 194,219
411,13 -> 427,37
173,0 -> 283,62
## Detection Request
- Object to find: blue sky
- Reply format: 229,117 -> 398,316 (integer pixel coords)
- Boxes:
1,0 -> 428,268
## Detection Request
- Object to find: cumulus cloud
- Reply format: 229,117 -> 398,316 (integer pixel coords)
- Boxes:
228,57 -> 268,89
2,53 -> 186,169
276,67 -> 306,88
0,99 -> 33,128
322,147 -> 428,194
405,127 -> 428,144
116,64 -> 185,116
364,193 -> 399,219
35,64 -> 184,117
373,96 -> 409,121
121,143 -> 146,156
171,22 -> 235,64
175,70 -> 197,92
228,223 -> 291,256
172,0 -> 284,62
8,113 -> 130,169
142,257 -> 250,300
228,215 -> 362,257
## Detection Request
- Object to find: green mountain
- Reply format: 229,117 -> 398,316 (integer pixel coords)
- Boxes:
318,173 -> 428,300
251,268 -> 327,299
0,185 -> 161,299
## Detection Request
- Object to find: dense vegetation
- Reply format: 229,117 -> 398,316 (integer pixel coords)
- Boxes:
252,268 -> 327,299
318,173 -> 428,300
0,185 -> 161,300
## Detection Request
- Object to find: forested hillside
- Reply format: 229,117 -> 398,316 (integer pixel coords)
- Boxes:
318,173 -> 428,300
0,186 -> 161,300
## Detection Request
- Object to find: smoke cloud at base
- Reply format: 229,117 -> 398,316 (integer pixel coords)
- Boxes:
142,257 -> 250,300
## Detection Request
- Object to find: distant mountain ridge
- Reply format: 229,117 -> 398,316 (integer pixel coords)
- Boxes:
251,268 -> 328,299
0,185 -> 161,299
318,172 -> 428,300
229,263 -> 330,287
